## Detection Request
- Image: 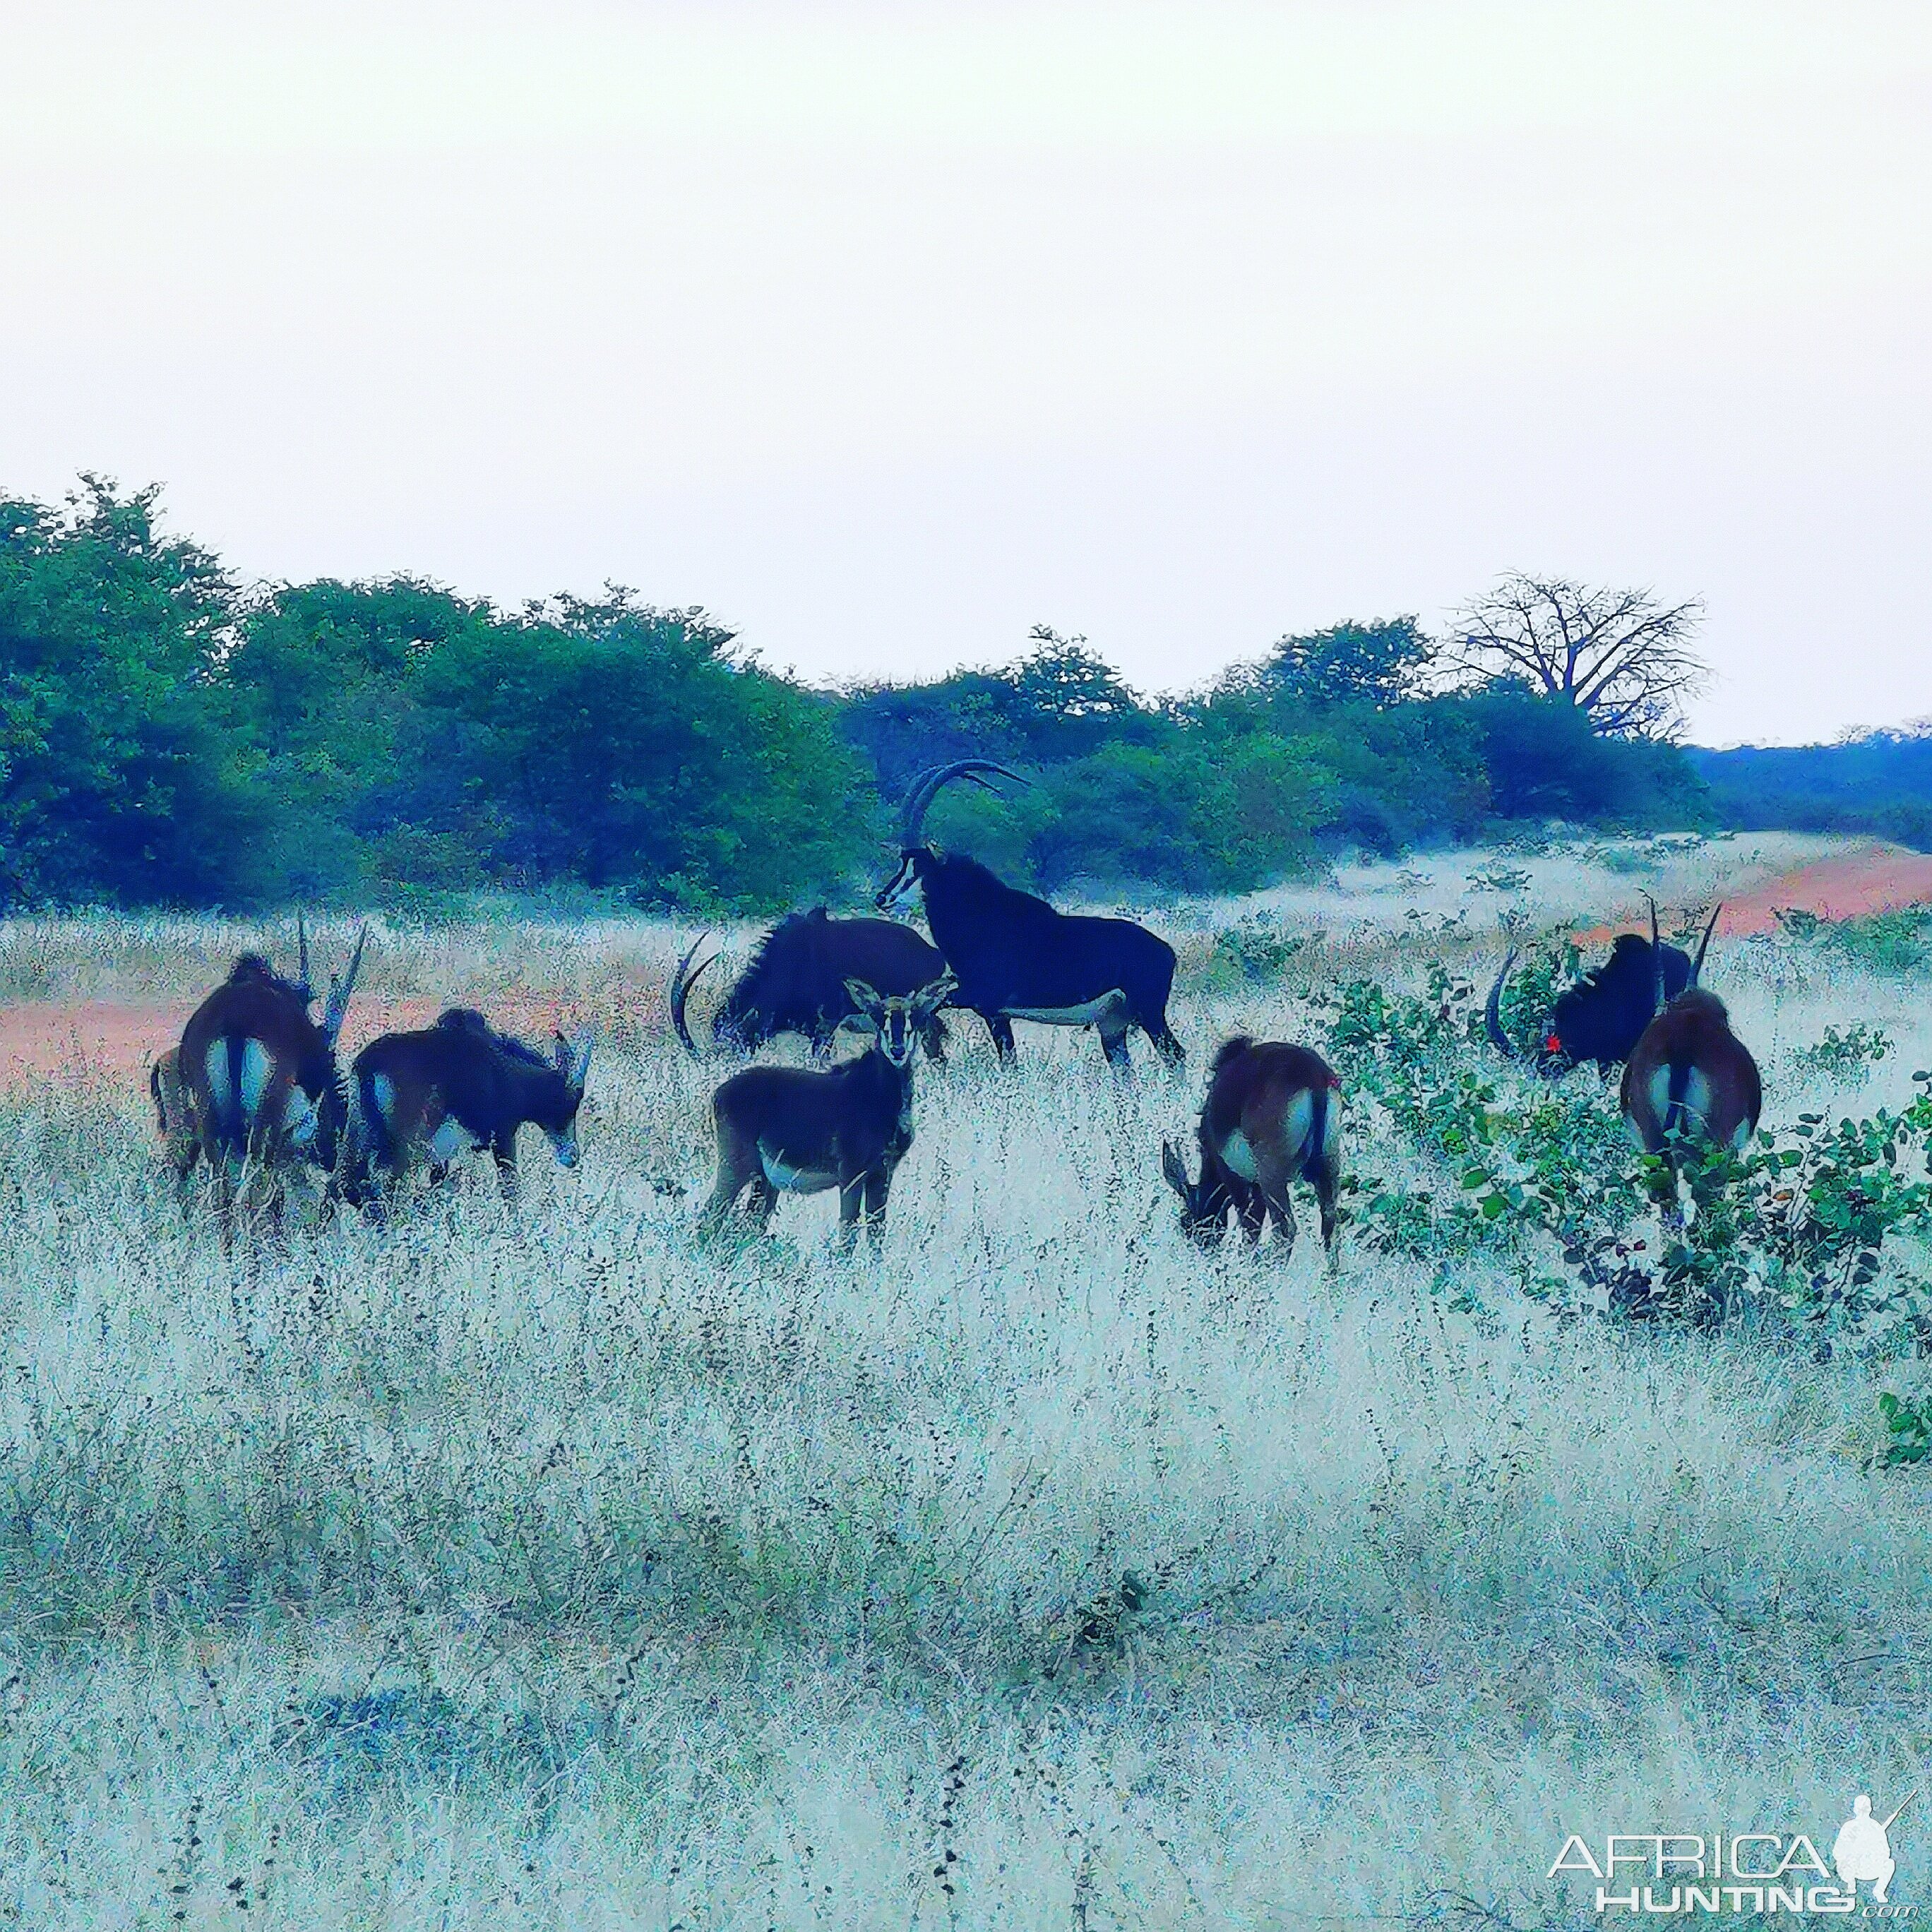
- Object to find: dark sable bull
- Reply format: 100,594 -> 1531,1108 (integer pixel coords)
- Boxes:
1486,915 -> 1693,1075
876,761 -> 1185,1072
670,907 -> 949,1061
173,919 -> 367,1234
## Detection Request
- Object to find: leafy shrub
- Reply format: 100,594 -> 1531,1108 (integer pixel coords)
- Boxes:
1312,962 -> 1932,1338
1465,863 -> 1532,895
1793,1022 -> 1894,1080
1774,907 -> 1932,975
1202,915 -> 1319,990
1878,1392 -> 1932,1467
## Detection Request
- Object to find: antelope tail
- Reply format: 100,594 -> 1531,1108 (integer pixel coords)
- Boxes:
1307,1080 -> 1332,1169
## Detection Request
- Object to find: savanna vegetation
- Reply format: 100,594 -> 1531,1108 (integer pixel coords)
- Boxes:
4,479 -> 1728,917
8,468 -> 1932,1925
4,837 -> 1932,1925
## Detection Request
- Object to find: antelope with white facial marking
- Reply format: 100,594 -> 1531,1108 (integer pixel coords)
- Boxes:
174,919 -> 368,1236
1619,901 -> 1761,1212
1161,1036 -> 1343,1259
347,1008 -> 592,1204
698,974 -> 955,1248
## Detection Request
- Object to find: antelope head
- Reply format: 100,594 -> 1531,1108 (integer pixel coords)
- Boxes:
545,1030 -> 594,1168
843,974 -> 957,1068
875,760 -> 1027,907
1160,1140 -> 1231,1246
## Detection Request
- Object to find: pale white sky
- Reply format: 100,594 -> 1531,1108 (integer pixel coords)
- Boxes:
2,1 -> 1927,744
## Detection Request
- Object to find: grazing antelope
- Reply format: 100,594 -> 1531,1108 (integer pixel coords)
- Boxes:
671,907 -> 950,1061
347,1008 -> 592,1202
1161,1037 -> 1342,1259
698,974 -> 954,1248
1620,902 -> 1761,1208
1487,920 -> 1694,1075
876,761 -> 1184,1071
174,919 -> 367,1233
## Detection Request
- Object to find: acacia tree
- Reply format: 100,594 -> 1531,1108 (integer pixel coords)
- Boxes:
1443,573 -> 1708,738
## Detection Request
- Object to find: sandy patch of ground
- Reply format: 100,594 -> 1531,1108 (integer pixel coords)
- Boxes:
0,995 -> 589,1095
1705,840 -> 1932,934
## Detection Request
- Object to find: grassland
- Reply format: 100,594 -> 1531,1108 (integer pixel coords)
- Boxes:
4,835 -> 1932,1928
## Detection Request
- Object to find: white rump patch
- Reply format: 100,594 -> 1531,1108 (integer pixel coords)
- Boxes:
370,1073 -> 398,1123
1681,1068 -> 1715,1135
1220,1128 -> 1261,1183
1003,991 -> 1128,1027
239,1039 -> 273,1119
1731,1118 -> 1753,1152
203,1041 -> 232,1112
1282,1090 -> 1317,1164
1646,1066 -> 1673,1128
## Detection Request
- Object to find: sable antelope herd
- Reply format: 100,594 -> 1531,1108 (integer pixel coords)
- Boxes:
141,763 -> 1777,1266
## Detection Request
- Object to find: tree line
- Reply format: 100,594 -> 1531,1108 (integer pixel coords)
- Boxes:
1693,729 -> 1932,852
1,477 -> 1721,914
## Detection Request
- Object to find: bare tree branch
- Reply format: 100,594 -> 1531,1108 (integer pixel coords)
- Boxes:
1440,573 -> 1710,738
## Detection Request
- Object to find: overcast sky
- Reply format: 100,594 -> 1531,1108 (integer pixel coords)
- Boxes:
3,1 -> 1926,744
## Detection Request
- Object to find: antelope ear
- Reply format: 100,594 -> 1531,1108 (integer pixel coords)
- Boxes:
1160,1140 -> 1191,1199
915,973 -> 958,1016
844,978 -> 885,1020
552,1030 -> 572,1073
571,1037 -> 592,1090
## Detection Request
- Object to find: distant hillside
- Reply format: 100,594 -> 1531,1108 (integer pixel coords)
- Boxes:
1693,729 -> 1932,850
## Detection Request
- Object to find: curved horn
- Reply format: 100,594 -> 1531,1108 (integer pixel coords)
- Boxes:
669,935 -> 722,1059
1688,904 -> 1721,989
899,759 -> 1027,849
297,912 -> 312,1001
1484,951 -> 1520,1058
322,922 -> 369,1048
1645,893 -> 1664,1018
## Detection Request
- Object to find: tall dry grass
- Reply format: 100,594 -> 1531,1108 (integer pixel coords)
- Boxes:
4,837 -> 1931,1926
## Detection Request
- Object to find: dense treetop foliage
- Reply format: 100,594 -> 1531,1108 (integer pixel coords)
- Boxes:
8,477 -> 1878,915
